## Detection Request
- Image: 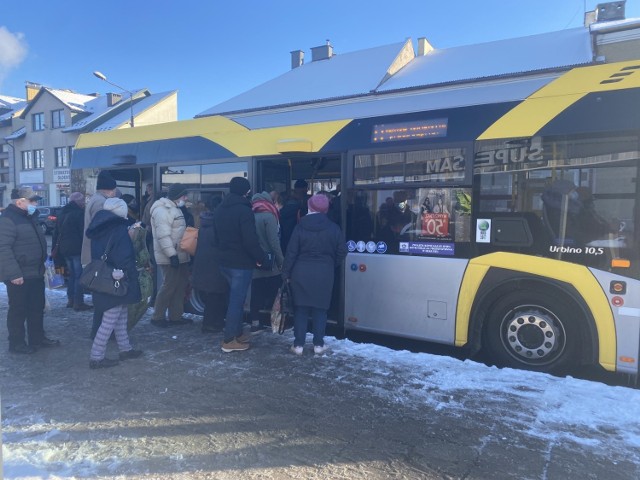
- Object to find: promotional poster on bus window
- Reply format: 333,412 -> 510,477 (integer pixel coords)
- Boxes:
414,188 -> 471,243
348,187 -> 472,256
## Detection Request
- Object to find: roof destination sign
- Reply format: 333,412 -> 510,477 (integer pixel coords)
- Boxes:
372,118 -> 448,143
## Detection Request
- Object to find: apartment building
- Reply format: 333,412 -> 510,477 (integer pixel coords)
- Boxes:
2,82 -> 177,207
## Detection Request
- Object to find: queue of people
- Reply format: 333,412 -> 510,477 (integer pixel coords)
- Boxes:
0,172 -> 347,368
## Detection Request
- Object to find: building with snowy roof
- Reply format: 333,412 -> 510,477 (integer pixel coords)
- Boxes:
1,82 -> 177,207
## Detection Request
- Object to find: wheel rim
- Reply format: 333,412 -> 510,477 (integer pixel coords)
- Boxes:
499,304 -> 566,366
188,289 -> 205,315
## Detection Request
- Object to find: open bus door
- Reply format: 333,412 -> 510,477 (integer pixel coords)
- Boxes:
255,154 -> 345,328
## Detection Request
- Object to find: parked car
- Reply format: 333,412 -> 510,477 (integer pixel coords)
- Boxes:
36,206 -> 64,234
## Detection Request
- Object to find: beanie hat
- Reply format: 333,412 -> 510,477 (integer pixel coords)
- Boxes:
103,198 -> 128,219
308,193 -> 329,213
167,183 -> 187,200
229,177 -> 251,196
16,186 -> 42,201
96,170 -> 117,190
69,192 -> 85,207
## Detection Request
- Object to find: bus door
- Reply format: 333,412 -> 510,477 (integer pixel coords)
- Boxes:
255,154 -> 345,322
106,167 -> 153,219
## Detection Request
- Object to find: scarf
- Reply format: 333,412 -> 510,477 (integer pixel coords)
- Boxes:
252,199 -> 280,222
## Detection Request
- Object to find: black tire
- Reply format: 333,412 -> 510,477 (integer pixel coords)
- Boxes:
483,290 -> 581,374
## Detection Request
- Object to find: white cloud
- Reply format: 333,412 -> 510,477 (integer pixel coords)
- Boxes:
0,26 -> 28,87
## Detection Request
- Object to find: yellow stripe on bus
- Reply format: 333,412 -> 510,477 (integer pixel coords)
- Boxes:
75,115 -> 351,156
75,116 -> 246,149
200,119 -> 351,156
478,59 -> 640,140
455,252 -> 616,371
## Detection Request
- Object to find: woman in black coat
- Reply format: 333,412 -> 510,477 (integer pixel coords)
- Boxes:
282,194 -> 347,355
191,196 -> 228,333
85,198 -> 142,369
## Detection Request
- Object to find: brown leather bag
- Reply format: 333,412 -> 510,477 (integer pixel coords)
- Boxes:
180,226 -> 198,256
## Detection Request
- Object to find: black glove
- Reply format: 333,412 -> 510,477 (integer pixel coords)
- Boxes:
170,255 -> 180,268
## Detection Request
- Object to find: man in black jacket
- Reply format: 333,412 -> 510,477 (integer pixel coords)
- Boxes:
0,187 -> 60,354
213,177 -> 265,352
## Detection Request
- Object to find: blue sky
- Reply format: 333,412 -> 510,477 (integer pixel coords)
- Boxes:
1,0 -> 639,120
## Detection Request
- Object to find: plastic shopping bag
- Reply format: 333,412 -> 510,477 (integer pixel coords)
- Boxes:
45,256 -> 65,289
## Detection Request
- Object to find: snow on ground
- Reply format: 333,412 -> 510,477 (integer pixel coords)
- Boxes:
1,284 -> 640,478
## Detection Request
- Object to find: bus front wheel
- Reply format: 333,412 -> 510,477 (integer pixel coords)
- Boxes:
483,291 -> 580,374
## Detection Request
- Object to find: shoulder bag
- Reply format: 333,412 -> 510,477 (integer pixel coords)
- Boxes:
180,226 -> 198,256
79,233 -> 128,296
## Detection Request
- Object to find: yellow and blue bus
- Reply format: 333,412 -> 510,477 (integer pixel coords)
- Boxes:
73,59 -> 640,376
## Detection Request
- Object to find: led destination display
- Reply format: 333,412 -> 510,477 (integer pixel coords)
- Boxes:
372,119 -> 448,143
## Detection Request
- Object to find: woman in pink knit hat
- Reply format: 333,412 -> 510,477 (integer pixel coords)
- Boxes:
282,193 -> 347,355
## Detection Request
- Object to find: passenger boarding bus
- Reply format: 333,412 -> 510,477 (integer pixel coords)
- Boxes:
72,60 -> 640,377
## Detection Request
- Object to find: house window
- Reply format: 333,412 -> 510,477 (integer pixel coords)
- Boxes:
55,147 -> 68,167
68,146 -> 74,162
51,109 -> 65,129
34,149 -> 44,169
32,112 -> 45,131
22,150 -> 33,170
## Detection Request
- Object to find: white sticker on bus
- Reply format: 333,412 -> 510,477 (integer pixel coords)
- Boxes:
476,219 -> 491,243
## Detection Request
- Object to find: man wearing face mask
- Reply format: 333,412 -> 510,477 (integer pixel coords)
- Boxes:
0,187 -> 60,354
149,183 -> 192,327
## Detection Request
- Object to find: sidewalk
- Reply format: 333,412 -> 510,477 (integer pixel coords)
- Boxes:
1,285 -> 640,479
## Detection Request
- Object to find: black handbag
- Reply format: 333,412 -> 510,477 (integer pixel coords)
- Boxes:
257,252 -> 275,271
79,234 -> 128,296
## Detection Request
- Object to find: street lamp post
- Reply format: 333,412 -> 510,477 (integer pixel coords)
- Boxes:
93,71 -> 135,128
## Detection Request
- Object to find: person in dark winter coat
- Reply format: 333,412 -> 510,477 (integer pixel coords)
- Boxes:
85,198 -> 143,369
213,177 -> 265,352
56,192 -> 92,311
0,187 -> 60,353
191,196 -> 228,333
282,193 -> 347,355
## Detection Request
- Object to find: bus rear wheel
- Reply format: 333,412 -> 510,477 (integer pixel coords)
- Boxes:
483,291 -> 580,374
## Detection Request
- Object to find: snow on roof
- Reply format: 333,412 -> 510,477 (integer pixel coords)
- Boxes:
45,88 -> 99,113
0,95 -> 25,109
0,97 -> 27,121
378,27 -> 593,92
64,90 -> 175,133
229,74 -> 558,130
199,27 -> 595,118
198,41 -> 410,117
